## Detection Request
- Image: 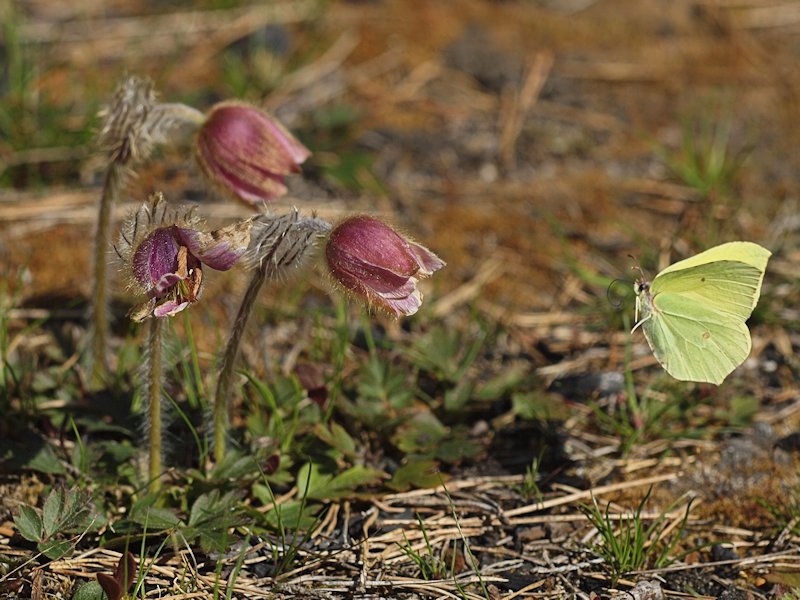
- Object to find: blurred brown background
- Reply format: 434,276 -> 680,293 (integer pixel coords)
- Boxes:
1,0 -> 799,359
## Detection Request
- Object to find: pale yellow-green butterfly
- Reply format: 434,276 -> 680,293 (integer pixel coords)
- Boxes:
632,241 -> 771,385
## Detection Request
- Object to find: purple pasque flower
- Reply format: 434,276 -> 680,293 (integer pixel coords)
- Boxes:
118,193 -> 252,321
195,101 -> 311,207
325,215 -> 445,317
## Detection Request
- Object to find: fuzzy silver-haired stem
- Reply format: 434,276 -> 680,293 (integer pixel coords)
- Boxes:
90,164 -> 122,383
145,317 -> 164,493
90,77 -> 156,385
212,211 -> 331,463
90,77 -> 204,385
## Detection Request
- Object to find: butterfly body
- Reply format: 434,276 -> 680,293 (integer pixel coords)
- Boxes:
632,242 -> 771,385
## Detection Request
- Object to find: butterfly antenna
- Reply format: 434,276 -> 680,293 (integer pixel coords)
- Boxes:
606,278 -> 630,311
628,254 -> 648,282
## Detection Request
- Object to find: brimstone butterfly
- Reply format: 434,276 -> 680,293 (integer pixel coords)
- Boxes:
632,241 -> 771,385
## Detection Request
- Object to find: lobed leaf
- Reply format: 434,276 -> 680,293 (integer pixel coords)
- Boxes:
14,505 -> 43,543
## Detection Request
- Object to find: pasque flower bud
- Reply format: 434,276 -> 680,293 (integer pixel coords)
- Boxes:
195,101 -> 311,207
325,216 -> 445,317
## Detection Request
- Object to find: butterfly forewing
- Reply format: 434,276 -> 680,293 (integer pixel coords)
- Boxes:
651,261 -> 765,321
657,242 -> 770,308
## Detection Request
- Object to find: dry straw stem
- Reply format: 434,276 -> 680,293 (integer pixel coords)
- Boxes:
498,51 -> 553,172
14,1 -> 320,64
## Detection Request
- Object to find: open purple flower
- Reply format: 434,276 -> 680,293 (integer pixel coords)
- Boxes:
118,194 -> 252,321
195,101 -> 311,207
325,216 -> 445,317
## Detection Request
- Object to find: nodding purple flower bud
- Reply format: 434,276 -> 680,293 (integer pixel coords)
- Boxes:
325,216 -> 445,317
118,193 -> 252,321
195,101 -> 311,207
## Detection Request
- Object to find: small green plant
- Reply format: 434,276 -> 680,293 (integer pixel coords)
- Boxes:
13,486 -> 97,559
517,451 -> 545,502
397,514 -> 452,580
657,111 -> 745,200
592,313 -> 679,454
758,486 -> 800,538
441,480 -> 490,599
181,489 -> 243,553
580,488 -> 693,585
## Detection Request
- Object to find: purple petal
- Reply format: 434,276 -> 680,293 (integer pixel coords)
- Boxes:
153,299 -> 190,318
196,102 -> 310,205
409,242 -> 445,276
177,221 -> 251,271
132,227 -> 180,289
378,288 -> 423,317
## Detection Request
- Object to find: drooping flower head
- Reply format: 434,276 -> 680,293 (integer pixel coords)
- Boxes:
325,215 -> 445,317
117,193 -> 252,321
195,101 -> 311,207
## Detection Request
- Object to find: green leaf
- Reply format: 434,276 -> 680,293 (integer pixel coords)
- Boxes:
129,499 -> 181,531
297,463 -> 384,500
261,500 -> 321,530
42,487 -> 66,539
356,357 -> 415,410
188,490 -> 239,527
56,488 -> 96,534
392,413 -> 448,454
314,423 -> 357,458
208,453 -> 259,482
387,460 -> 442,491
433,436 -> 481,462
476,365 -> 527,401
252,483 -> 276,506
443,381 -> 474,412
24,444 -> 66,475
14,505 -> 43,542
38,538 -> 73,560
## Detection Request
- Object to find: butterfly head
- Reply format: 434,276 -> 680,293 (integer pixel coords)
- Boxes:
632,276 -> 654,333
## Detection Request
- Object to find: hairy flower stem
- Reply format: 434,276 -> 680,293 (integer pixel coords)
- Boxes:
90,163 -> 123,385
146,317 -> 164,493
211,212 -> 332,463
213,262 -> 268,463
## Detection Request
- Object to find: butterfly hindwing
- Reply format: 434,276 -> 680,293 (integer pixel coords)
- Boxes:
643,289 -> 752,385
